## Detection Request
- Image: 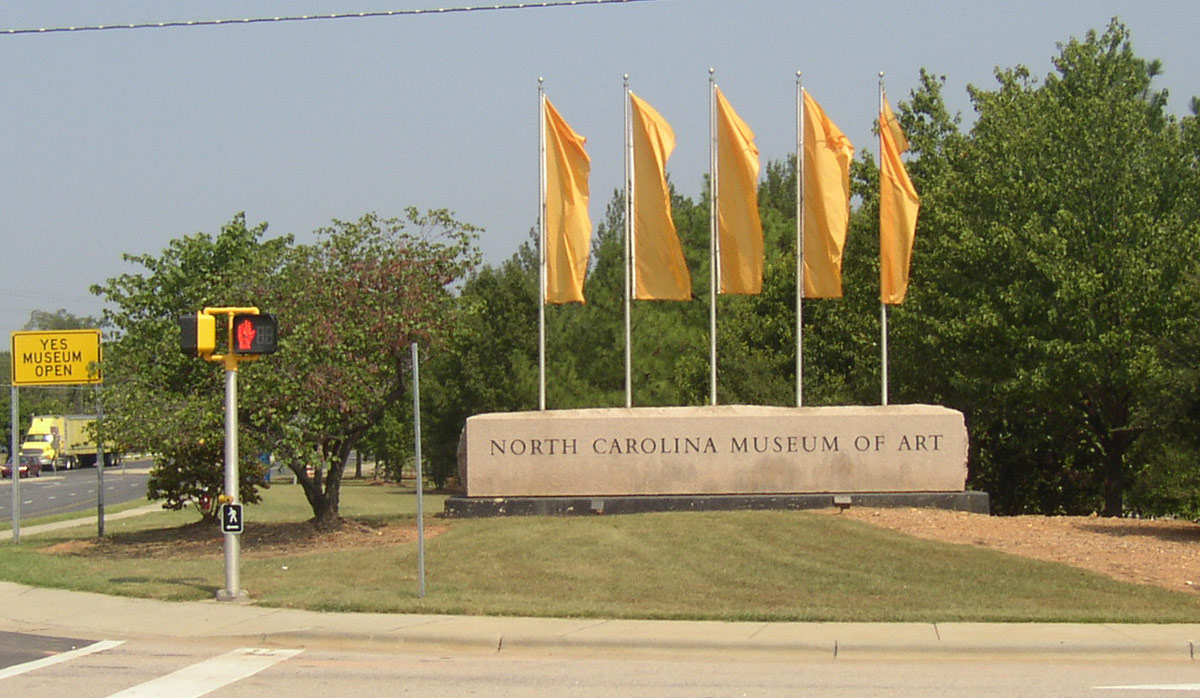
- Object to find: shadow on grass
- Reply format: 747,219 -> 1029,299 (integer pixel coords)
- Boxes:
59,520 -> 325,560
45,517 -> 426,561
108,576 -> 218,596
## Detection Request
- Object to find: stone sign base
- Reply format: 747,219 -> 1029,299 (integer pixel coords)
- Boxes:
458,404 -> 969,498
444,491 -> 990,518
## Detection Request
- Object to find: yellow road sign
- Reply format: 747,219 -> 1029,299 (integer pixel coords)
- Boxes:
11,329 -> 102,386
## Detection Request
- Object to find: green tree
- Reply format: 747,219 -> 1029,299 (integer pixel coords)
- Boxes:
422,233 -> 547,488
96,211 -> 477,527
423,185 -> 714,487
895,21 -> 1200,515
712,155 -> 882,409
243,210 -> 478,528
93,215 -> 288,521
22,308 -> 102,332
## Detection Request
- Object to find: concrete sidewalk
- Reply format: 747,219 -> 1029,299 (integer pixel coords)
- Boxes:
0,580 -> 1196,660
12,502 -> 163,538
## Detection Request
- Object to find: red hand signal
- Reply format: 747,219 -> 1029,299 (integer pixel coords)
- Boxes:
236,318 -> 257,351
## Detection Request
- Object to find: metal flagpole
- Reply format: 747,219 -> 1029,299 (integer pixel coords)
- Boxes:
879,72 -> 889,407
796,72 -> 805,408
708,69 -> 719,406
623,75 -> 633,408
537,78 -> 547,411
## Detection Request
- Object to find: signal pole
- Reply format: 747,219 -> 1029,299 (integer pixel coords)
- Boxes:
179,307 -> 277,602
217,333 -> 246,602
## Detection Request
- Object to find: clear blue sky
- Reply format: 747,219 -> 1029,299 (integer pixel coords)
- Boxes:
1,1 -> 1196,335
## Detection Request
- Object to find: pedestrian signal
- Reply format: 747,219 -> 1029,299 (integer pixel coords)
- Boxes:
221,503 -> 244,534
231,314 -> 278,355
179,313 -> 216,357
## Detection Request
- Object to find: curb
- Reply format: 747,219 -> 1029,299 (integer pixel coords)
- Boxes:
0,584 -> 1197,661
240,621 -> 1200,661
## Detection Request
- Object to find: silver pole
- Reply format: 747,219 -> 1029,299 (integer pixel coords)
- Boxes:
538,78 -> 547,411
623,75 -> 633,408
217,363 -> 245,601
411,342 -> 426,598
96,386 -> 105,537
10,385 -> 18,543
708,69 -> 719,406
796,73 -> 805,407
879,72 -> 889,407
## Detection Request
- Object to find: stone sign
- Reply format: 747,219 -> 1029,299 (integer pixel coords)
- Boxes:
459,404 -> 968,497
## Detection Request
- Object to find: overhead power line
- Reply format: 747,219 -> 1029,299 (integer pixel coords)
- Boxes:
1,0 -> 662,36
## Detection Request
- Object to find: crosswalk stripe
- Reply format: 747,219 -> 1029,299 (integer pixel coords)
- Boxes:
107,647 -> 303,698
0,639 -> 124,680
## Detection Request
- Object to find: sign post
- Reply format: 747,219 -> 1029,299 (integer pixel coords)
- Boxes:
9,385 -> 17,544
412,342 -> 426,598
9,330 -> 103,543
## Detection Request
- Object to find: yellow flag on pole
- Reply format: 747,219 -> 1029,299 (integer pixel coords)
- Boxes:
543,97 -> 592,304
715,88 -> 763,295
630,92 -> 691,301
802,91 -> 854,298
879,96 -> 920,305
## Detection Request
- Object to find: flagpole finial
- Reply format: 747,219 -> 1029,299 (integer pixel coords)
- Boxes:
709,67 -> 715,76
538,76 -> 544,85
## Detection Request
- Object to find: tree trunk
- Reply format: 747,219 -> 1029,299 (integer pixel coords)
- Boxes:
291,461 -> 344,531
1086,394 -> 1133,518
1102,447 -> 1124,517
311,498 -> 341,530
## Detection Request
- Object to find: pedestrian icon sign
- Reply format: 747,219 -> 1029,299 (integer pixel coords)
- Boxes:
221,503 -> 244,534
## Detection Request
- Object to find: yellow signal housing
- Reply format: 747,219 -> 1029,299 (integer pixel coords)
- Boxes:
179,313 -> 217,358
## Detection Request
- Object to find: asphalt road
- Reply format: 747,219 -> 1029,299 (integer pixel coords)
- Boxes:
0,461 -> 150,521
0,632 -> 1199,697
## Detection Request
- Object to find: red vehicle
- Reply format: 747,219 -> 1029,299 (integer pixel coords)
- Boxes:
2,457 -> 41,478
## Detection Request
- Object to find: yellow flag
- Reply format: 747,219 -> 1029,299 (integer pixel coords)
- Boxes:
543,97 -> 592,304
715,88 -> 763,295
802,92 -> 854,298
630,92 -> 691,301
879,96 -> 920,305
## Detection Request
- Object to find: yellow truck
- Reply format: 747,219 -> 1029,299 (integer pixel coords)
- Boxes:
18,414 -> 115,472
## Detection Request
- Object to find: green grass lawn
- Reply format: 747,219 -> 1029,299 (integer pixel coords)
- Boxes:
2,479 -> 1198,623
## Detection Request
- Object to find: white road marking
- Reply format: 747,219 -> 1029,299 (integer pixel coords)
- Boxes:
0,639 -> 124,680
107,647 -> 303,697
1096,684 -> 1200,691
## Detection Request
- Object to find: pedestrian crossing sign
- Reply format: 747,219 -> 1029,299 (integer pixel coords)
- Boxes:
221,503 -> 244,534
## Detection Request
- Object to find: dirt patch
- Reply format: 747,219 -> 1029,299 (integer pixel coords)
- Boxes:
819,507 -> 1200,594
40,519 -> 447,560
